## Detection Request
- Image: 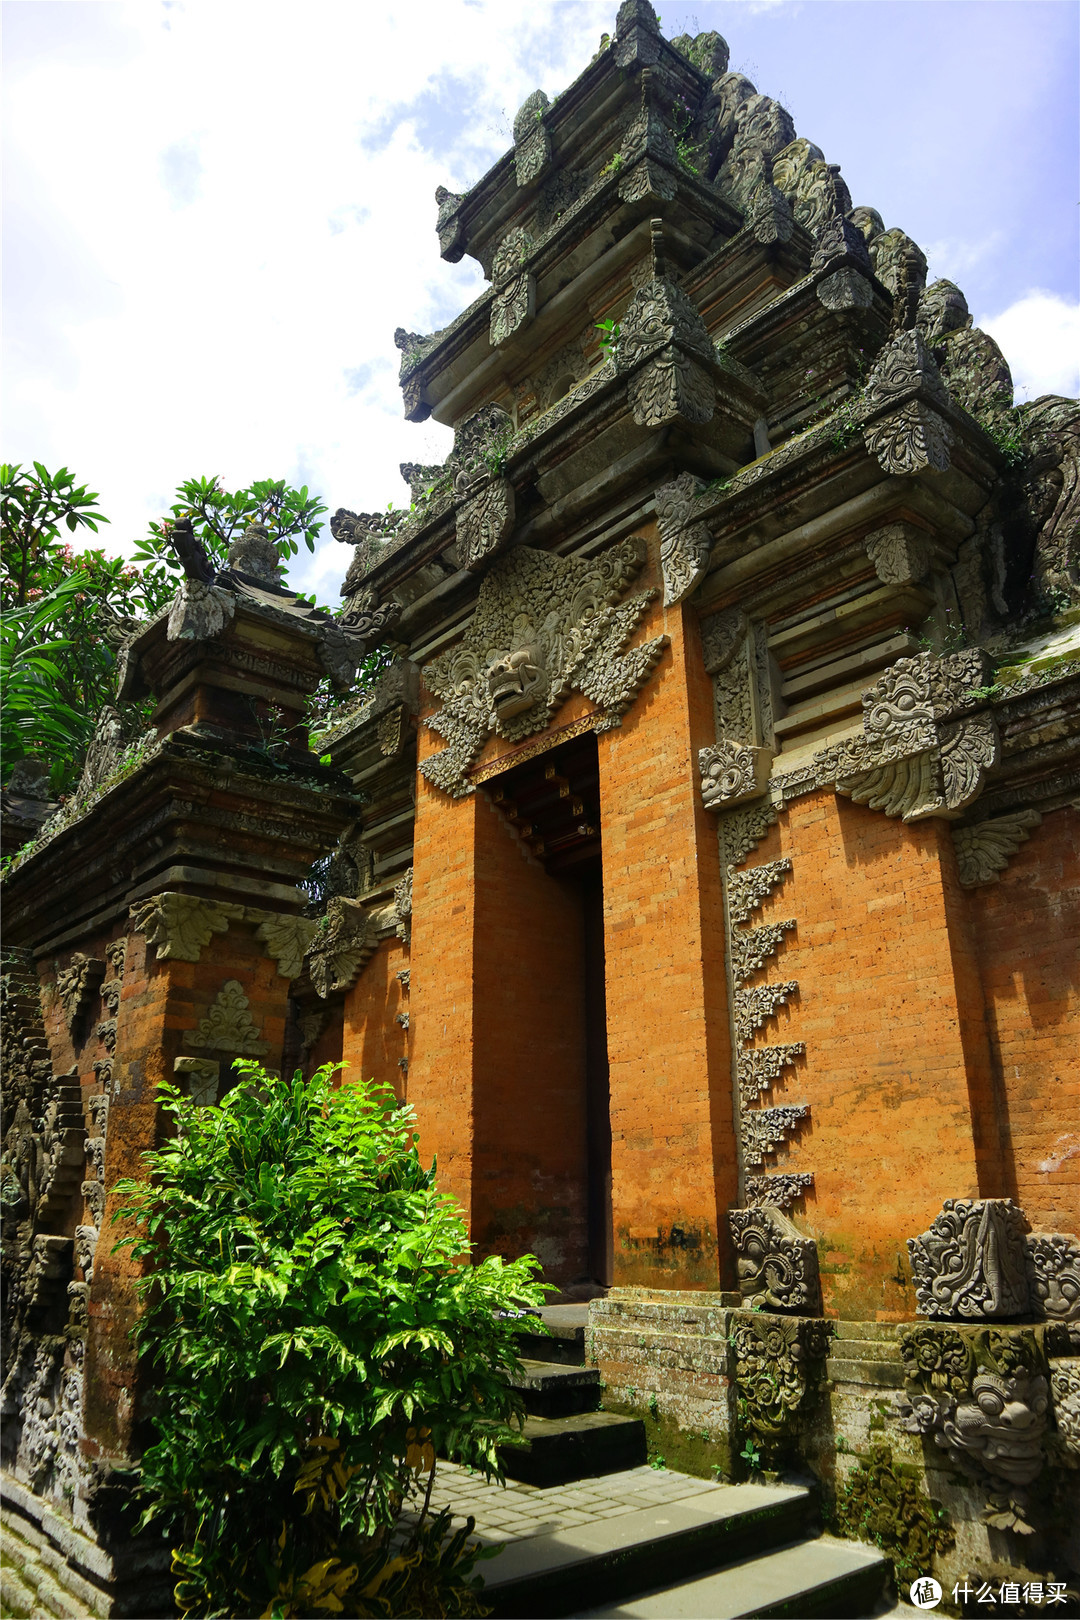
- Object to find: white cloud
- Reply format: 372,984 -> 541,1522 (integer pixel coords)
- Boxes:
2,0 -> 603,602
978,291 -> 1080,404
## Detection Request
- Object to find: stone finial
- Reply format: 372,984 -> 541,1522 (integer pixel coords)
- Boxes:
908,1198 -> 1031,1320
729,1205 -> 821,1313
226,522 -> 281,584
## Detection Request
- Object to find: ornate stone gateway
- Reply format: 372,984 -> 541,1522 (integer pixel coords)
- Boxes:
3,0 -> 1078,1606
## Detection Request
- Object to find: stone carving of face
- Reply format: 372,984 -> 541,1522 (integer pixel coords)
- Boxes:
943,1370 -> 1048,1486
486,644 -> 545,721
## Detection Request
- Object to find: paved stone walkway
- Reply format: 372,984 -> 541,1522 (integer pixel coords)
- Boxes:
425,1460 -> 727,1544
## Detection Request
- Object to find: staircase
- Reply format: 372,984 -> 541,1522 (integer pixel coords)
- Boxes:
469,1305 -> 890,1619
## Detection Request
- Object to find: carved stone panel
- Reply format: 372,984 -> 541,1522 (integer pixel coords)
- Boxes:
174,1055 -> 221,1108
700,740 -> 771,809
252,913 -> 317,981
953,811 -> 1041,887
1026,1232 -> 1080,1322
189,981 -> 268,1057
455,478 -> 516,571
55,955 -> 105,1029
908,1198 -> 1031,1319
421,541 -> 666,797
1050,1358 -> 1080,1454
729,1205 -> 822,1313
655,473 -> 712,606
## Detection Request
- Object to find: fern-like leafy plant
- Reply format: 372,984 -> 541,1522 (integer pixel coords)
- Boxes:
113,1063 -> 547,1618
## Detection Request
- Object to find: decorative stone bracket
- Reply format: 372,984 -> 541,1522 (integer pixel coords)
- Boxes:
700,738 -> 773,810
801,649 -> 1000,822
54,953 -> 106,1029
907,1194 -> 1080,1323
729,1205 -> 821,1313
617,271 -> 765,435
130,893 -> 315,977
858,328 -> 954,477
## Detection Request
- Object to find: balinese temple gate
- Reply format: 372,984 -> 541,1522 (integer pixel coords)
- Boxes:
3,2 -> 1078,1608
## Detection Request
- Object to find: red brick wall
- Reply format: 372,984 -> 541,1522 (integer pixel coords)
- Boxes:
597,580 -> 736,1289
749,793 -> 994,1319
964,805 -> 1080,1235
342,938 -> 407,1095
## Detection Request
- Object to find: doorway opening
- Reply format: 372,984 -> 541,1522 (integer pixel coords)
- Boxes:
486,732 -> 612,1286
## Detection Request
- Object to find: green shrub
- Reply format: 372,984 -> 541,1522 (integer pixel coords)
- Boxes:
114,1063 -> 547,1618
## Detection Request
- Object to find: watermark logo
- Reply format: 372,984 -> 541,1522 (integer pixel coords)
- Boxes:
910,1578 -> 943,1609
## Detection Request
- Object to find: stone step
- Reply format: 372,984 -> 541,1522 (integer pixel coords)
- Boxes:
509,1359 -> 603,1419
830,1337 -> 902,1363
829,1359 -> 906,1388
576,1533 -> 889,1618
500,1410 -> 647,1489
516,1303 -> 590,1366
483,1482 -> 815,1618
833,1321 -> 899,1342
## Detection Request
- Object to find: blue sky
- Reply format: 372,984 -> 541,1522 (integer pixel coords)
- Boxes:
4,0 -> 1077,603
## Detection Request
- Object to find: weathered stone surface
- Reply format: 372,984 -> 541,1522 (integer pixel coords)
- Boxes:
1026,1231 -> 1080,1322
729,1206 -> 821,1313
908,1198 -> 1031,1320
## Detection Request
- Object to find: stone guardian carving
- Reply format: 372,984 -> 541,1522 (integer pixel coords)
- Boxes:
729,1205 -> 821,1313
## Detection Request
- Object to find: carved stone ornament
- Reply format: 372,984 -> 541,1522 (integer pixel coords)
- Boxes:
953,811 -> 1042,887
730,920 -> 796,987
735,981 -> 798,1043
189,980 -> 268,1056
253,913 -> 317,981
166,577 -> 236,642
729,1205 -> 822,1313
858,329 -> 953,477
617,278 -> 719,429
898,1323 -> 1049,1532
75,706 -> 125,799
908,1198 -> 1031,1320
700,740 -> 771,810
420,541 -> 666,797
317,622 -> 365,692
456,478 -> 516,572
1026,1232 -> 1080,1322
865,522 -> 933,585
131,892 -> 244,963
701,607 -> 748,676
1050,1358 -> 1080,1455
746,1172 -> 816,1210
655,473 -> 713,606
730,1311 -> 833,1445
54,954 -> 105,1028
305,898 -> 376,1000
339,587 -> 403,653
728,858 -> 792,926
490,275 -> 536,347
393,868 -> 413,944
513,90 -> 551,186
174,1055 -> 221,1108
738,1043 -> 805,1111
815,650 -> 1000,823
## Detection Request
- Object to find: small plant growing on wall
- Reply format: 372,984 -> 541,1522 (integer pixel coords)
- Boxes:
114,1063 -> 547,1618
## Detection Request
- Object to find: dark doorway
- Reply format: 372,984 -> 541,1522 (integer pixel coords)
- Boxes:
485,733 -> 612,1286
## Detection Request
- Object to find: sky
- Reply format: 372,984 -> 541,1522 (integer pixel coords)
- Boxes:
4,0 -> 1078,604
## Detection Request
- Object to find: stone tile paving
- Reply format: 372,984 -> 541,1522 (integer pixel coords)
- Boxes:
424,1462 -> 725,1543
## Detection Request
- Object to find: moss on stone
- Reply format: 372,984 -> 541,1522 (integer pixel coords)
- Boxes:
826,1442 -> 953,1589
603,1396 -> 735,1482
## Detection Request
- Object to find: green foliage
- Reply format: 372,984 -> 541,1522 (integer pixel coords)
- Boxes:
649,1455 -> 667,1471
979,409 -> 1027,472
739,1438 -> 762,1472
594,318 -> 621,359
829,1444 -> 953,1588
1,464 -> 332,795
131,474 -> 327,586
0,461 -> 109,611
670,100 -> 701,176
112,1063 -> 547,1618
